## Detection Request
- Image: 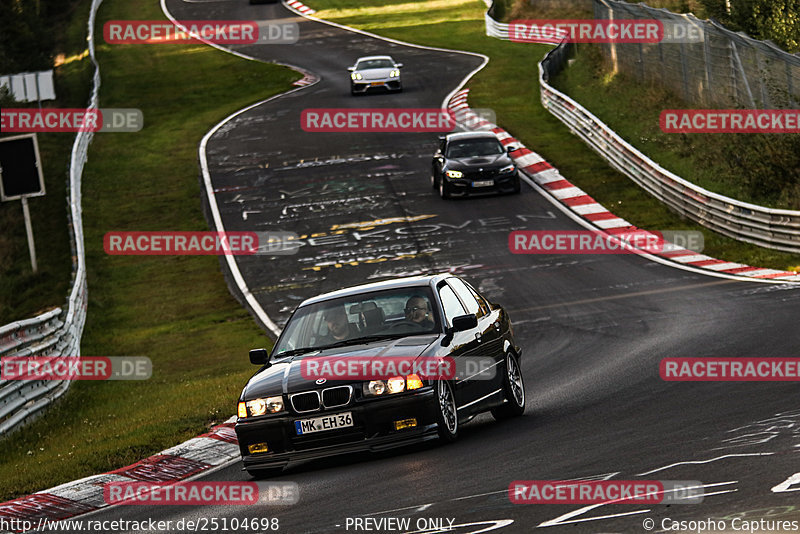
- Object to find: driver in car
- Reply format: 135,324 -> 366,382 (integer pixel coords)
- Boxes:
404,296 -> 435,329
321,306 -> 360,343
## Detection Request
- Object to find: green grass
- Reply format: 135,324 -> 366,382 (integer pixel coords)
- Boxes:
0,0 -> 94,325
0,0 -> 298,500
308,0 -> 800,271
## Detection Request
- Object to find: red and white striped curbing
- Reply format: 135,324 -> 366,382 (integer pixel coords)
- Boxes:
448,89 -> 800,283
0,420 -> 240,533
284,0 -> 315,16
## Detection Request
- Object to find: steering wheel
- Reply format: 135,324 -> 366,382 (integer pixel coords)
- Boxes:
384,320 -> 425,331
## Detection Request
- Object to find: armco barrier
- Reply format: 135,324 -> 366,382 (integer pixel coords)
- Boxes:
485,6 -> 800,254
0,0 -> 100,437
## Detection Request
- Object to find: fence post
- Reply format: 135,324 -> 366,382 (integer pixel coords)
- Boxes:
730,40 -> 756,107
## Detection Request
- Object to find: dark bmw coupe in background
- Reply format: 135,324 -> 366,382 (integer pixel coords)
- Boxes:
431,131 -> 521,198
235,274 -> 526,477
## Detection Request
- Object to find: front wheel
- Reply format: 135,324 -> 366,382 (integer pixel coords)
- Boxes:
491,351 -> 525,420
439,178 -> 451,199
435,380 -> 458,442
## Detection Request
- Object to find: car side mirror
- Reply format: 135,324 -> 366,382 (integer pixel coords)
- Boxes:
347,66 -> 355,72
249,348 -> 270,366
396,63 -> 404,68
506,145 -> 516,153
451,314 -> 478,332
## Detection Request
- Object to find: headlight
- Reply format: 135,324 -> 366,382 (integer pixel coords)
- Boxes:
363,376 -> 422,397
243,396 -> 284,417
445,170 -> 463,179
499,164 -> 516,174
390,70 -> 400,77
351,72 -> 363,80
387,376 -> 405,394
364,380 -> 386,396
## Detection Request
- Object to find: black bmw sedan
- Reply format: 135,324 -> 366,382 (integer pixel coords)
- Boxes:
235,274 -> 526,477
431,131 -> 521,198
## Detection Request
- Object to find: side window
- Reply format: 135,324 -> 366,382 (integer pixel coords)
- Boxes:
464,280 -> 490,315
438,284 -> 466,327
448,278 -> 483,318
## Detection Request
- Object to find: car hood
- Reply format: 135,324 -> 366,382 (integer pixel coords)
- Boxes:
241,336 -> 439,400
357,67 -> 395,80
447,153 -> 511,169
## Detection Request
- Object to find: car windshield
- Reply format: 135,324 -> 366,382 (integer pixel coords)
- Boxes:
271,287 -> 440,359
447,138 -> 504,158
356,59 -> 394,70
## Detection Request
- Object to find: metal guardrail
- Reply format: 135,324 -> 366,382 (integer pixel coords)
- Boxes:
0,0 -> 100,437
485,7 -> 800,254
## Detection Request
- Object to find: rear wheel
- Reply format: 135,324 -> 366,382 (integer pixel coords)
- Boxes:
491,351 -> 525,420
435,380 -> 458,442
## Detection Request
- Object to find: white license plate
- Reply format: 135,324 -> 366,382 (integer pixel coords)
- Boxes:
472,180 -> 494,187
295,412 -> 353,435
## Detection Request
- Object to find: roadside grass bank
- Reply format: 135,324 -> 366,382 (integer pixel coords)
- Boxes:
0,0 -> 93,325
306,0 -> 800,270
0,0 -> 298,500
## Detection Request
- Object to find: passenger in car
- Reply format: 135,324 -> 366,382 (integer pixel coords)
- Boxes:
321,306 -> 360,343
404,296 -> 435,329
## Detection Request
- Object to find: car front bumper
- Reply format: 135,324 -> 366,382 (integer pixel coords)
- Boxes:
445,169 -> 518,196
235,386 -> 438,470
351,77 -> 402,93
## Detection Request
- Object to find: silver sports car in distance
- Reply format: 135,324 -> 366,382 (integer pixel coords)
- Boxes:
348,55 -> 403,95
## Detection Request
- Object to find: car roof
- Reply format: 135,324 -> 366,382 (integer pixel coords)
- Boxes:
445,131 -> 500,142
355,55 -> 395,63
299,274 -> 453,307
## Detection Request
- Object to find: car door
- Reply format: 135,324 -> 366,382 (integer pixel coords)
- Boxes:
436,281 -> 485,410
447,278 -> 504,402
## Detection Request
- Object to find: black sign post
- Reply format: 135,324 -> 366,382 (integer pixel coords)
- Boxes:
0,133 -> 46,273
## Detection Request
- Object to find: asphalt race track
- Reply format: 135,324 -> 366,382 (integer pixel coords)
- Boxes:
69,1 -> 800,532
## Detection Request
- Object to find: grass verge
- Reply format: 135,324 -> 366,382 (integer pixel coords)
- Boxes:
0,0 -> 298,500
305,0 -> 800,271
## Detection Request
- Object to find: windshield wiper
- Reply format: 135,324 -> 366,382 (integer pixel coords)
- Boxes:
272,347 -> 322,358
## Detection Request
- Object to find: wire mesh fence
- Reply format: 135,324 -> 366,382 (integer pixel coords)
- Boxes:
593,0 -> 800,109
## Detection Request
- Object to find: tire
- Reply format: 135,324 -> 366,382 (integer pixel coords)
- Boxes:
435,380 -> 458,442
246,466 -> 284,479
431,169 -> 438,189
491,351 -> 526,420
439,178 -> 451,199
512,174 -> 521,194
